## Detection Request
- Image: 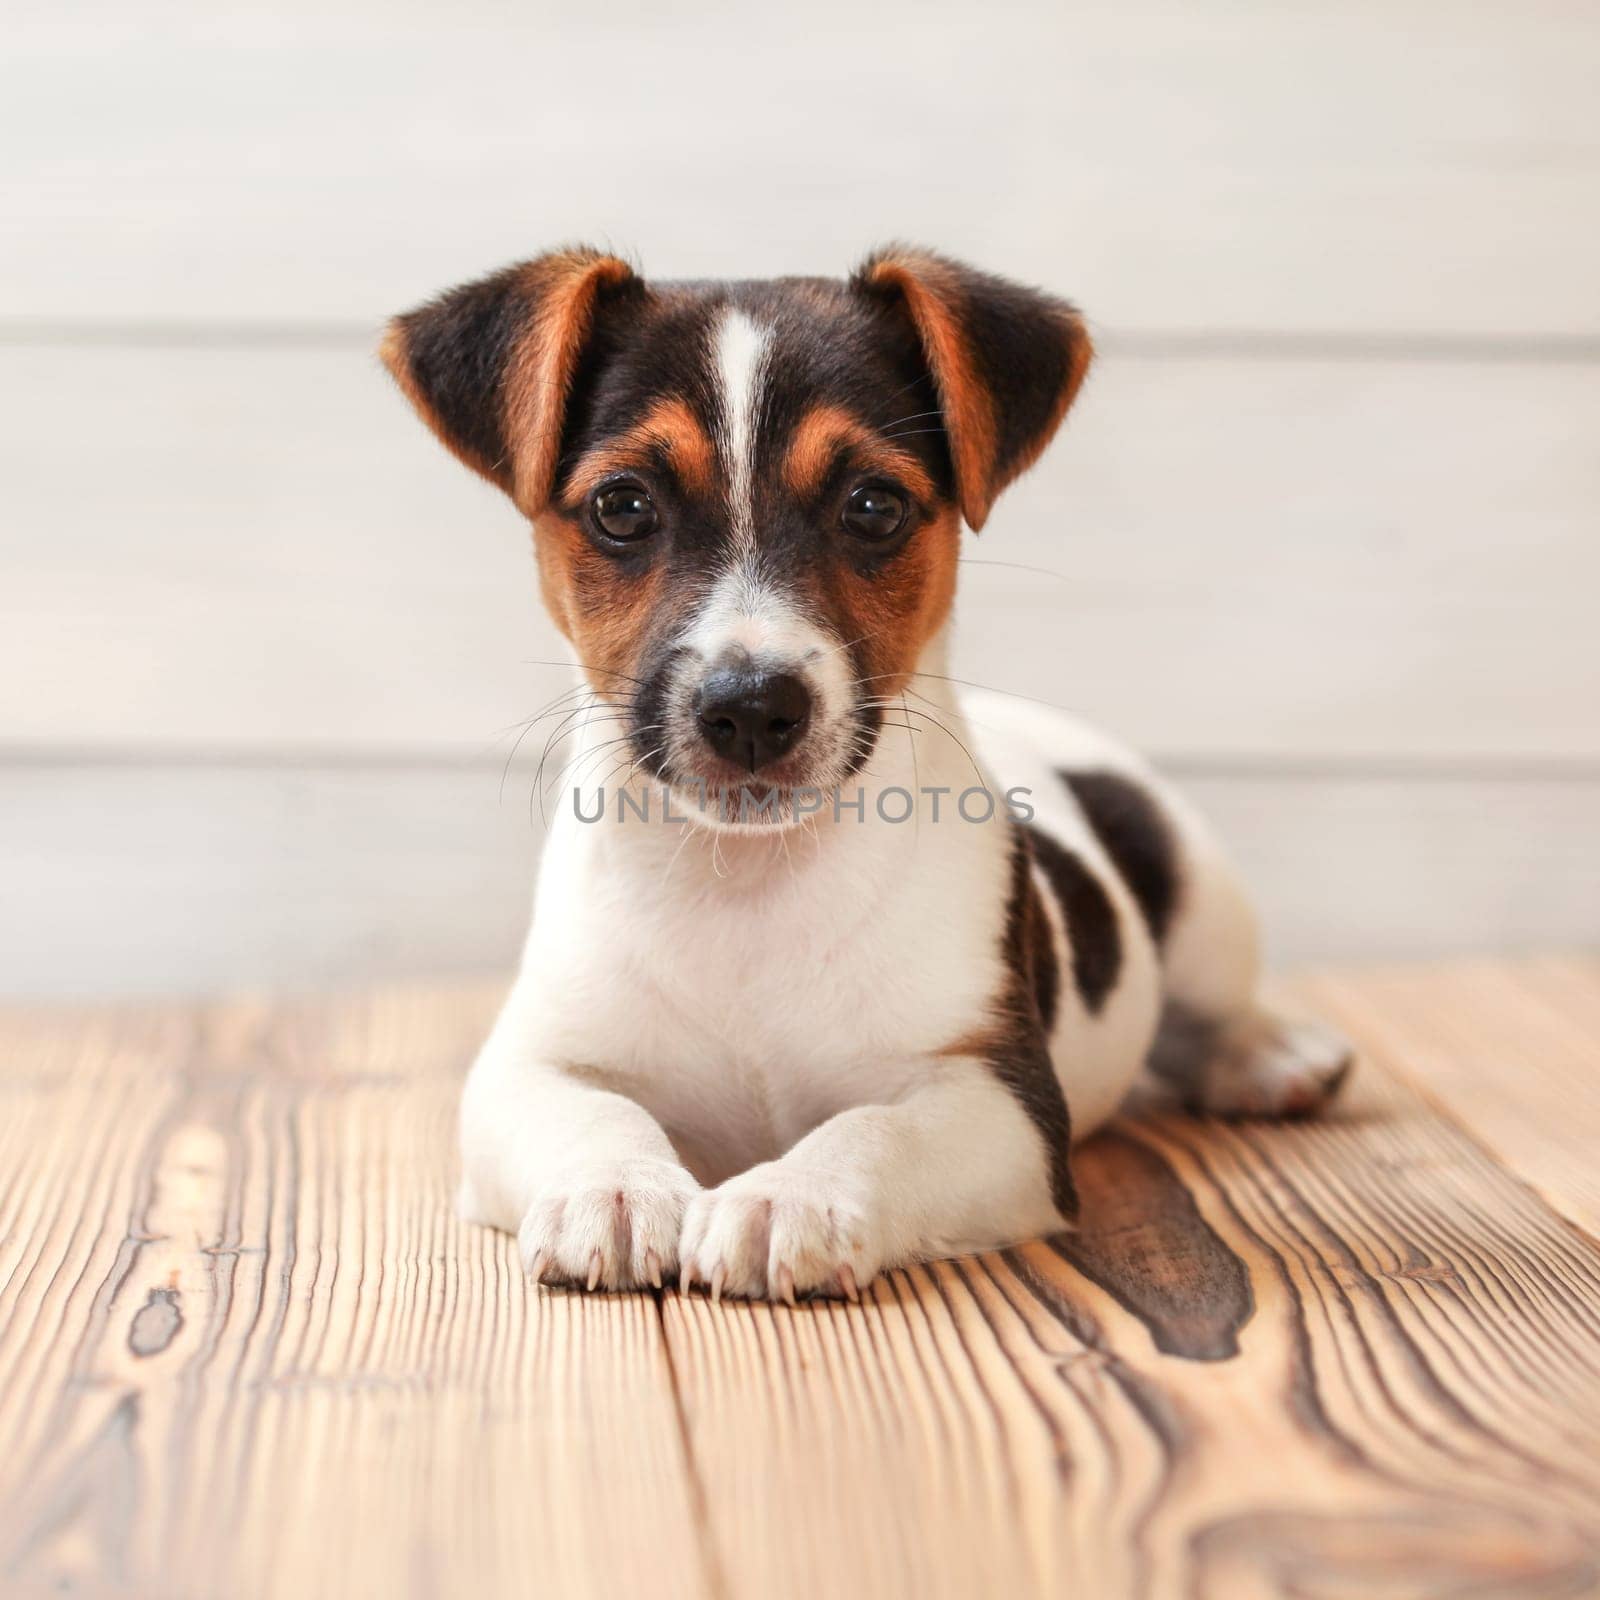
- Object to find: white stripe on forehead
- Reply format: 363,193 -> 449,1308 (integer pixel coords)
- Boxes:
710,307 -> 771,559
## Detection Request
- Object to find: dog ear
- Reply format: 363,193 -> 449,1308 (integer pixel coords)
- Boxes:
380,247 -> 637,514
852,247 -> 1092,531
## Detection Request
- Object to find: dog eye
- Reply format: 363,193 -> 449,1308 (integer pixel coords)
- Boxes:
592,483 -> 659,542
841,485 -> 907,541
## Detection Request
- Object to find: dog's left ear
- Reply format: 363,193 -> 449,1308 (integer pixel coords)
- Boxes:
852,247 -> 1092,531
380,246 -> 637,515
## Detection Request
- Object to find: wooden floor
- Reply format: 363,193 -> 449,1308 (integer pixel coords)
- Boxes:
3,959 -> 1599,1599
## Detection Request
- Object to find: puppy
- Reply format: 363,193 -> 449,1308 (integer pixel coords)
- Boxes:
381,246 -> 1352,1302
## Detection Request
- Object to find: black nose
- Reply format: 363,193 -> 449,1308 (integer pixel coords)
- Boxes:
694,668 -> 812,772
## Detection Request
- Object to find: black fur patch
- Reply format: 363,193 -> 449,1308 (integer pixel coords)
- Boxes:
1060,770 -> 1181,947
388,264 -> 531,489
942,263 -> 1083,492
992,835 -> 1077,1222
1025,824 -> 1123,1014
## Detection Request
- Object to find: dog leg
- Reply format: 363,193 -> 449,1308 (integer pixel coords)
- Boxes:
459,987 -> 700,1292
677,1066 -> 1065,1302
1146,1002 -> 1353,1117
1097,770 -> 1355,1120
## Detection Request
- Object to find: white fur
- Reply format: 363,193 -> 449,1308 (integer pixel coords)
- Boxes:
455,311 -> 1334,1300
671,562 -> 858,795
711,308 -> 769,560
456,621 -> 1305,1298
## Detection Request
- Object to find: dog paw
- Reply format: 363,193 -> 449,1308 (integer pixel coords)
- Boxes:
1196,1011 -> 1355,1119
519,1158 -> 699,1292
678,1164 -> 884,1302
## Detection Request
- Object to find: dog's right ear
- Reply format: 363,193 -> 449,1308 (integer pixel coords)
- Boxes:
380,247 -> 636,515
852,247 -> 1092,532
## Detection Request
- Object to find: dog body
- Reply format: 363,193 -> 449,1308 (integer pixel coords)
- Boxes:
383,248 -> 1351,1300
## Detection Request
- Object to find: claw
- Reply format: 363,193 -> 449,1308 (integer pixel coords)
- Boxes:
528,1251 -> 548,1284
837,1264 -> 860,1303
710,1262 -> 727,1303
586,1251 -> 602,1292
774,1264 -> 797,1307
646,1250 -> 663,1290
680,1260 -> 695,1296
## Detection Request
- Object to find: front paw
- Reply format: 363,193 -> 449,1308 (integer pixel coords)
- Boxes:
679,1164 -> 884,1303
519,1158 -> 699,1292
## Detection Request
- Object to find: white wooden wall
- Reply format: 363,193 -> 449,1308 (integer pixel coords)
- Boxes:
3,0 -> 1597,997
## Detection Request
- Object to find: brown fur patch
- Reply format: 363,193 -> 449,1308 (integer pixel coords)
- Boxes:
808,506 -> 961,703
782,403 -> 935,504
566,395 -> 716,505
502,251 -> 635,515
533,510 -> 667,696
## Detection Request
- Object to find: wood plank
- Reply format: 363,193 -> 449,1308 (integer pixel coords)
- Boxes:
4,762 -> 1595,998
1301,958 -> 1600,1241
4,0 -> 1598,333
4,344 -> 1597,761
663,973 -> 1600,1598
4,963 -> 1600,1597
0,990 -> 711,1600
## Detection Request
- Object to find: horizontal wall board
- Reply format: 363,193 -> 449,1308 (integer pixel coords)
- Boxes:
2,0 -> 1598,334
1,762 -> 1594,999
3,344 -> 1595,761
0,763 -> 541,1001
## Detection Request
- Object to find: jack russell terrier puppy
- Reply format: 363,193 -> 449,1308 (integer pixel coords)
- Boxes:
381,246 -> 1353,1303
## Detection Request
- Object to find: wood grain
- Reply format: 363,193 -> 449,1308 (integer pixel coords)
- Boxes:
661,968 -> 1600,1599
1302,957 -> 1600,1242
0,995 -> 710,1600
3,963 -> 1599,1598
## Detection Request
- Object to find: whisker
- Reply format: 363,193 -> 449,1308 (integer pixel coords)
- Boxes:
556,721 -> 666,801
490,683 -> 593,742
813,630 -> 876,663
501,690 -> 603,801
870,371 -> 939,423
539,733 -> 640,823
906,669 -> 1077,716
526,701 -> 623,808
902,687 -> 922,845
958,558 -> 1072,582
875,407 -> 945,432
871,702 -> 986,786
519,657 -> 652,690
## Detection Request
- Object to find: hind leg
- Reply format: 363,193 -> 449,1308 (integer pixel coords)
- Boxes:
956,690 -> 1352,1121
1147,1001 -> 1354,1117
1132,781 -> 1354,1118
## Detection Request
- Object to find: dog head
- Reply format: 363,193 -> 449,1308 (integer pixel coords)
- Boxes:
381,246 -> 1091,823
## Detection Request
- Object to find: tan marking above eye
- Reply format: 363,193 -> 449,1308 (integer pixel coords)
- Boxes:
782,403 -> 936,505
567,396 -> 716,505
